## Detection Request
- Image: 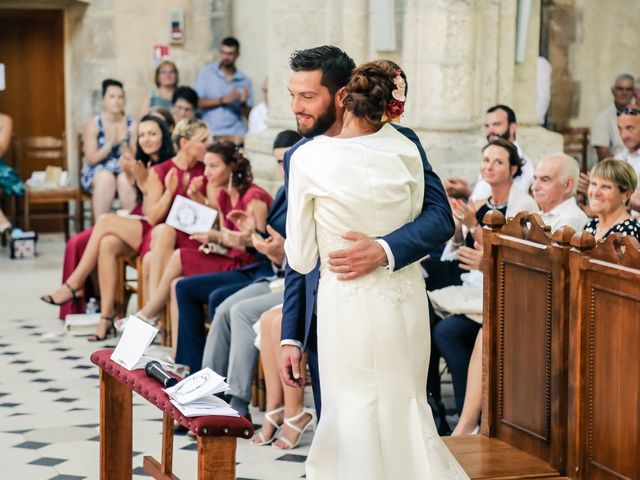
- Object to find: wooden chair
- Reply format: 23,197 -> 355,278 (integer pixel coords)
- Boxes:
76,132 -> 93,228
444,211 -> 575,479
567,232 -> 640,480
560,127 -> 590,172
115,255 -> 143,318
18,135 -> 82,239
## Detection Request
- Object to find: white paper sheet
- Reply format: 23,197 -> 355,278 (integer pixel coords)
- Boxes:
165,367 -> 229,404
166,195 -> 218,234
110,316 -> 159,370
170,395 -> 239,418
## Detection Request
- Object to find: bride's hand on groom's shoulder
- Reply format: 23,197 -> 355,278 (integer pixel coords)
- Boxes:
328,231 -> 388,281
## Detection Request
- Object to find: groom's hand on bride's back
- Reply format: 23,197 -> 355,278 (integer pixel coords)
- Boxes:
328,231 -> 388,280
280,345 -> 305,388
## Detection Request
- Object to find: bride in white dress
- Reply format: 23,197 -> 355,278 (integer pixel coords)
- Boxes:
285,60 -> 469,479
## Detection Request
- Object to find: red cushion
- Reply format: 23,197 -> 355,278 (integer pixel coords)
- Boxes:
90,349 -> 253,438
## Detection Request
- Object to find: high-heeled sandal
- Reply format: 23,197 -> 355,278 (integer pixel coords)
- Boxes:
87,316 -> 116,342
272,408 -> 315,450
114,311 -> 159,332
40,282 -> 83,306
250,406 -> 285,446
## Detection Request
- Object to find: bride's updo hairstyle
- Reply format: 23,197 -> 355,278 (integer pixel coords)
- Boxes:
343,60 -> 408,130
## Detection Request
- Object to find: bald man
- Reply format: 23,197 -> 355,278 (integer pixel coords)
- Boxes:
532,153 -> 588,232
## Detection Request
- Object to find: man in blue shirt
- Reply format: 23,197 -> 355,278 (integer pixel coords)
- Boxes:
195,36 -> 253,137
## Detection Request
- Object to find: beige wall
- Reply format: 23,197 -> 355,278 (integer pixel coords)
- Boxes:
57,0 -> 273,181
569,0 -> 640,127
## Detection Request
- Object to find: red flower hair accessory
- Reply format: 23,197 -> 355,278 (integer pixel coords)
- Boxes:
383,71 -> 406,122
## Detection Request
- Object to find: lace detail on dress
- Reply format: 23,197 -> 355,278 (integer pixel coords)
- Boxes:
417,403 -> 467,479
316,225 -> 422,303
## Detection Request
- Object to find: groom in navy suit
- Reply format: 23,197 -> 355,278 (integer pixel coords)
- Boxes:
280,46 -> 455,417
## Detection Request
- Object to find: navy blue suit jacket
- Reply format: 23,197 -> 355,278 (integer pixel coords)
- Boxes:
235,184 -> 288,280
281,125 -> 455,348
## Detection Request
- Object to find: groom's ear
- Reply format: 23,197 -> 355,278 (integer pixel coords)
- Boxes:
335,86 -> 348,108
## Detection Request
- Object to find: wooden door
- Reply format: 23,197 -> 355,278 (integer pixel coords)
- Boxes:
0,8 -> 65,177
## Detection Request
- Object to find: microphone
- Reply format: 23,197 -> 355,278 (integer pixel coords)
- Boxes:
145,361 -> 178,388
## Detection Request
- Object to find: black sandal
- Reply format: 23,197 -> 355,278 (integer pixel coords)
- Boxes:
41,282 -> 83,306
87,316 -> 116,342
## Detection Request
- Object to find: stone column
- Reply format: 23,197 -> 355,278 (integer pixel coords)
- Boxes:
243,0 -> 329,194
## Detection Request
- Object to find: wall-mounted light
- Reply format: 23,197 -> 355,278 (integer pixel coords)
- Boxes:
170,9 -> 184,44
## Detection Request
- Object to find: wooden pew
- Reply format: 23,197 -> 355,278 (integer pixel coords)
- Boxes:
445,211 -> 576,479
567,232 -> 640,480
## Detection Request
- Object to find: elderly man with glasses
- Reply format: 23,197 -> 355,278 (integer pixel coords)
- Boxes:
591,73 -> 636,161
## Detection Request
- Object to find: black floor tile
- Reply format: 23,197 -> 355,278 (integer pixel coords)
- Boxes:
181,443 -> 197,451
0,402 -> 20,408
14,440 -> 49,449
10,359 -> 31,364
276,453 -> 307,463
1,351 -> 19,355
49,475 -> 86,480
61,355 -> 82,361
21,368 -> 42,374
132,466 -> 151,476
29,457 -> 66,466
54,397 -> 78,403
42,387 -> 65,393
31,378 -> 54,383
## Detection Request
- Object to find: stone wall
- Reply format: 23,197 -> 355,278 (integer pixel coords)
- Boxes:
63,0 -> 270,181
543,0 -> 640,130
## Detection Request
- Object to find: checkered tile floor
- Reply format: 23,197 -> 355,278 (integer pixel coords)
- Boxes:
0,234 -> 457,479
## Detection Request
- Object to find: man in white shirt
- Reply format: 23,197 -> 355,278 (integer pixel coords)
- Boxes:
445,104 -> 534,200
614,107 -> 640,210
247,78 -> 268,134
591,73 -> 635,161
532,153 -> 588,232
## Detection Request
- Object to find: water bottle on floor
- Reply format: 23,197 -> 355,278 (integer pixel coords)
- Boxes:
86,297 -> 98,315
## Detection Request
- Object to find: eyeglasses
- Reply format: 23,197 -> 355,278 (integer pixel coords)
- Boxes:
617,108 -> 640,116
614,86 -> 635,92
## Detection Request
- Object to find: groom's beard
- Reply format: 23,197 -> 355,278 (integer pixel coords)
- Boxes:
296,102 -> 337,138
486,128 -> 511,143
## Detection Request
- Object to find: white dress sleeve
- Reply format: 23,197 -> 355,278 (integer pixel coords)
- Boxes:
285,150 -> 320,274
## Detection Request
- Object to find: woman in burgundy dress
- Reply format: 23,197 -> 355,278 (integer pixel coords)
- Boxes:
116,141 -> 272,344
42,118 -> 211,340
57,115 -> 174,320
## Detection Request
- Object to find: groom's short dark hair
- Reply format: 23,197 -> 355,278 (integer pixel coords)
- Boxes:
289,45 -> 355,95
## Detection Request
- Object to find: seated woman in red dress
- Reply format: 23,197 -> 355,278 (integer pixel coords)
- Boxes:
116,141 -> 272,335
42,118 -> 212,341
57,115 -> 175,320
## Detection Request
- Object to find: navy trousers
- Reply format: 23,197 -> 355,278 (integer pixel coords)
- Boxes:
433,314 -> 481,415
175,269 -> 260,373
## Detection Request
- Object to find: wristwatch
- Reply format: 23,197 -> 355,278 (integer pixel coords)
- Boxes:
468,223 -> 478,235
